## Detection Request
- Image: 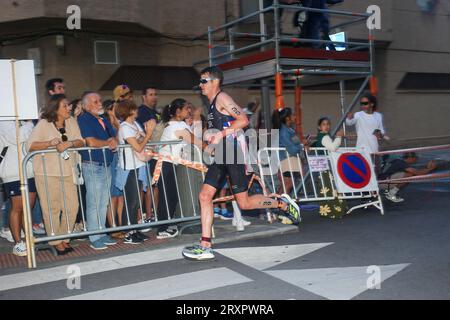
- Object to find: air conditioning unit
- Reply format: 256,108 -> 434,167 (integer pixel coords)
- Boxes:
94,41 -> 119,65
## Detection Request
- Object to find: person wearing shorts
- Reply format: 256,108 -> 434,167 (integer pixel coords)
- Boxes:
182,66 -> 302,261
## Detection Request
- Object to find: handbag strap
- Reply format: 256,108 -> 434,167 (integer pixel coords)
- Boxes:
0,147 -> 8,164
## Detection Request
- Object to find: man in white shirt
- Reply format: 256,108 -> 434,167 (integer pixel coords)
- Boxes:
346,93 -> 386,154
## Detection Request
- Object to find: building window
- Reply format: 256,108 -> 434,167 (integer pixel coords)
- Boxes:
397,73 -> 450,91
94,41 -> 119,65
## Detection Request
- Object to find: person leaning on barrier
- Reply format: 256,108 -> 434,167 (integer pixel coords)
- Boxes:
115,100 -> 156,244
103,99 -> 126,240
70,98 -> 83,119
272,108 -> 305,199
379,152 -> 437,203
0,120 -> 36,257
27,94 -> 85,255
310,117 -> 347,219
77,92 -> 119,251
156,99 -> 205,240
136,86 -> 161,226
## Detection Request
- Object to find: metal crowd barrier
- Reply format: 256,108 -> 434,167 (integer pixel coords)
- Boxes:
258,147 -> 384,216
21,141 -> 205,269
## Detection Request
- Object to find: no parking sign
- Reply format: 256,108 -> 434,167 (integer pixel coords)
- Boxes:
329,148 -> 379,193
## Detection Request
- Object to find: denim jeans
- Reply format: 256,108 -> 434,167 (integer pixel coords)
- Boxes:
82,163 -> 112,243
32,197 -> 43,225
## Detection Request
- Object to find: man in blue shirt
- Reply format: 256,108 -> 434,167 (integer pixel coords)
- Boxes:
78,92 -> 118,250
137,87 -> 160,128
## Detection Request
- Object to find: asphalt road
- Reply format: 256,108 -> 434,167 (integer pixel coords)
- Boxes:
0,182 -> 449,300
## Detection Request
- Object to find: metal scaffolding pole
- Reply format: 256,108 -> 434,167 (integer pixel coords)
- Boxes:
339,80 -> 348,147
259,0 -> 272,131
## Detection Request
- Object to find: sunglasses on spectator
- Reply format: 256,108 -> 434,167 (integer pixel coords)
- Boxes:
199,78 -> 216,85
360,101 -> 370,106
59,128 -> 68,142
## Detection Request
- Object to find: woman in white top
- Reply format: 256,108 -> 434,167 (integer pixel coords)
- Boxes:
115,100 -> 156,244
156,99 -> 203,239
0,120 -> 36,257
346,93 -> 387,154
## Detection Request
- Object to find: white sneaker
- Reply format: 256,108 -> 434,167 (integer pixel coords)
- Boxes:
232,218 -> 251,227
235,220 -> 245,232
385,193 -> 404,203
13,241 -> 27,257
32,223 -> 46,235
1,228 -> 14,243
140,218 -> 155,233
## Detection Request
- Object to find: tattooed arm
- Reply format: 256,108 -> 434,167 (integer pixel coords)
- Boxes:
216,93 -> 249,136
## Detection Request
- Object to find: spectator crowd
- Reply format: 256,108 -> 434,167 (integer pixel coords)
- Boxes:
0,72 -> 434,258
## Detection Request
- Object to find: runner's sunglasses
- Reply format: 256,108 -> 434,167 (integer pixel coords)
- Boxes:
199,78 -> 217,85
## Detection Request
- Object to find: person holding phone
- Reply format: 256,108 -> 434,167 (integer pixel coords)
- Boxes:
346,93 -> 387,155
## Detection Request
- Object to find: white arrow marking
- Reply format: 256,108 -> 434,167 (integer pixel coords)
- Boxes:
265,263 -> 410,300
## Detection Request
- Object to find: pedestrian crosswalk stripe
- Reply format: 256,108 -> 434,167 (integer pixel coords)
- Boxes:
0,245 -> 186,292
61,267 -> 253,300
216,243 -> 334,271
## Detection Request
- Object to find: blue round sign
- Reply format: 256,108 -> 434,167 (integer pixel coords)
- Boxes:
337,153 -> 371,189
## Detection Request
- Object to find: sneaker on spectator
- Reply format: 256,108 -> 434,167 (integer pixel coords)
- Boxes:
100,235 -> 117,246
213,207 -> 220,218
124,232 -> 144,245
156,228 -> 179,240
90,239 -> 108,250
218,209 -> 234,221
140,217 -> 155,233
232,218 -> 251,227
73,222 -> 85,233
12,241 -> 27,257
168,225 -> 179,232
385,193 -> 404,203
135,231 -> 149,242
182,244 -> 215,261
1,228 -> 14,243
32,223 -> 46,235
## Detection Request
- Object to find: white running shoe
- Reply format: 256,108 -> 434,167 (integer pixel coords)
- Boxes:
232,218 -> 251,227
1,228 -> 14,243
385,193 -> 404,203
13,241 -> 27,257
235,220 -> 245,232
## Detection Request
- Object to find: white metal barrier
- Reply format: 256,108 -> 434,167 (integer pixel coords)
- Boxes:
258,147 -> 384,216
21,140 -> 205,268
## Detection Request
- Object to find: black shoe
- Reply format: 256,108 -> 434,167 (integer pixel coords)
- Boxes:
64,246 -> 75,253
135,231 -> 149,242
54,247 -> 68,256
123,232 -> 144,245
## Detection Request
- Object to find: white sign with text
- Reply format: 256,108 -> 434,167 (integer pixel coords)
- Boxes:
0,60 -> 39,120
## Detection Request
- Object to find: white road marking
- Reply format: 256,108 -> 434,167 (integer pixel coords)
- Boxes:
62,267 -> 253,300
265,263 -> 410,300
0,245 -> 186,292
216,243 -> 334,271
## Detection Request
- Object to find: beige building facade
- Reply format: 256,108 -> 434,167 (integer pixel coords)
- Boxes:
1,0 -> 449,148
